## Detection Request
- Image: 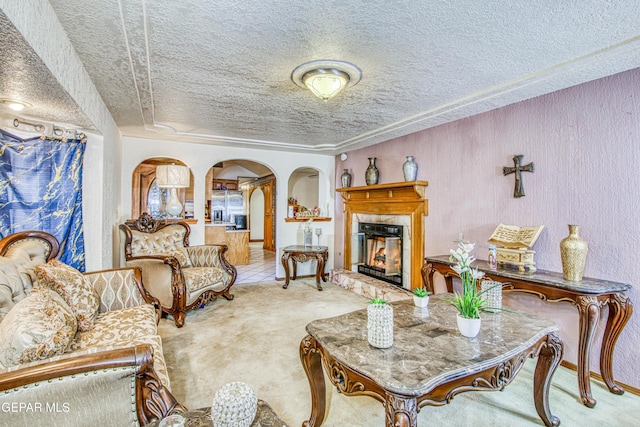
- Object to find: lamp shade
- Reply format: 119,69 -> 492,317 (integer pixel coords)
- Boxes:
156,165 -> 190,188
302,69 -> 349,101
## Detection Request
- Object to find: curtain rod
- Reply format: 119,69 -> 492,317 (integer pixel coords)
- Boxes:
12,117 -> 86,140
13,118 -> 44,132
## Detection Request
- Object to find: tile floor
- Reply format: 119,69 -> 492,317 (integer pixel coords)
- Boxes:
234,241 -> 277,284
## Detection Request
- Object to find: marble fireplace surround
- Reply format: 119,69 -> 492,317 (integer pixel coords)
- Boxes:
336,181 -> 429,290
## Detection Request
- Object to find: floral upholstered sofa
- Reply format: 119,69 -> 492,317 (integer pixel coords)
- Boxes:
0,231 -> 184,426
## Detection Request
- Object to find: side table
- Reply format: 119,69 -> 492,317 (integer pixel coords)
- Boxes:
149,400 -> 288,427
281,245 -> 328,291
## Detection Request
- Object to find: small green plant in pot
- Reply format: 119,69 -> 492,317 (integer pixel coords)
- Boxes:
412,287 -> 431,308
449,242 -> 485,337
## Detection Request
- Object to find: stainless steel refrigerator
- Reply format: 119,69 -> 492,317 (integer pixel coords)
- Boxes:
210,190 -> 244,223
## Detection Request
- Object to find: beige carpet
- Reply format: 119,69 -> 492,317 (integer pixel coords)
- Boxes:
158,280 -> 638,426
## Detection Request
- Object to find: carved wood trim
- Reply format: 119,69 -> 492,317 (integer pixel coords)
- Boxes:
0,345 -> 186,425
336,181 -> 429,291
0,230 -> 60,260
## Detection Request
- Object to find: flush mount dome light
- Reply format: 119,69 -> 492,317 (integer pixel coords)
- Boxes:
292,60 -> 362,101
0,99 -> 32,111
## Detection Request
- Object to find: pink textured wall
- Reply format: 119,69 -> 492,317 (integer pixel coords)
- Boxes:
335,68 -> 640,388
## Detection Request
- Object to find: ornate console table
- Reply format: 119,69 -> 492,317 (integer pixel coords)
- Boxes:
422,255 -> 633,408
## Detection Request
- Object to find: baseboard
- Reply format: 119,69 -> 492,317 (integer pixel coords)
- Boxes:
560,360 -> 640,397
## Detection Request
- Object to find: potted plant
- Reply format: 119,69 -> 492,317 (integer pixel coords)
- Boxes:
367,297 -> 393,348
449,241 -> 486,337
412,287 -> 431,308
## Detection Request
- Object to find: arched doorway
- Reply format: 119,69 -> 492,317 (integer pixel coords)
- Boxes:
205,160 -> 276,252
131,158 -> 193,220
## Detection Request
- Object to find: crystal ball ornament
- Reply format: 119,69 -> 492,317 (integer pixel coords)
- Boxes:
211,382 -> 258,427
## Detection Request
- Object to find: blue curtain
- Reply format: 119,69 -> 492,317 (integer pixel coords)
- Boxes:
0,129 -> 86,271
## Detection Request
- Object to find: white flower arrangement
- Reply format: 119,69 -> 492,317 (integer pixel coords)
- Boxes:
304,218 -> 314,233
449,241 -> 486,319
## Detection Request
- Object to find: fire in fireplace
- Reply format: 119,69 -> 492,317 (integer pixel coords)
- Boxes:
354,222 -> 403,287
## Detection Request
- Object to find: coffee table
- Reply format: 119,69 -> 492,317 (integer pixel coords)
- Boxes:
281,245 -> 328,290
300,296 -> 563,427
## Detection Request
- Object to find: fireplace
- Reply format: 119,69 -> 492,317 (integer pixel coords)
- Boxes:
355,223 -> 403,287
336,181 -> 429,291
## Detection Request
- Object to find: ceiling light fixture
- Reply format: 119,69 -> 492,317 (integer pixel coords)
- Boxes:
0,99 -> 32,111
292,60 -> 362,101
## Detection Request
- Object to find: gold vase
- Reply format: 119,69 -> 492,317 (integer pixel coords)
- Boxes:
560,224 -> 588,281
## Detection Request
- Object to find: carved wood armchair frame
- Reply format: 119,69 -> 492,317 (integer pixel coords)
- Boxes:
120,213 -> 237,327
0,344 -> 186,425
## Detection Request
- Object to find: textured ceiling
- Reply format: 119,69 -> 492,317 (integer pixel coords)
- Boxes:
4,1 -> 640,153
0,12 -> 94,130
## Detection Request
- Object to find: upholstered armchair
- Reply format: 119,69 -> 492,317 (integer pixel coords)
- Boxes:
120,213 -> 237,327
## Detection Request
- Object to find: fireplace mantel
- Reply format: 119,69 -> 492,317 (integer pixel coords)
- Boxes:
337,181 -> 429,290
336,181 -> 429,205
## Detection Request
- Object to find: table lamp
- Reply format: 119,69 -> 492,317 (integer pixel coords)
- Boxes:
156,164 -> 190,218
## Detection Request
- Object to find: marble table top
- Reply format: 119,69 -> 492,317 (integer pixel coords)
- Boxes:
425,255 -> 631,294
305,295 -> 558,396
282,245 -> 328,253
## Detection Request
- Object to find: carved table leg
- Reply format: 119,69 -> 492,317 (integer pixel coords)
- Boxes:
384,393 -> 418,427
321,251 -> 328,283
576,295 -> 600,407
282,252 -> 291,289
444,275 -> 454,294
600,293 -> 633,395
533,332 -> 563,427
292,258 -> 298,280
300,335 -> 328,427
421,263 -> 435,293
315,254 -> 325,291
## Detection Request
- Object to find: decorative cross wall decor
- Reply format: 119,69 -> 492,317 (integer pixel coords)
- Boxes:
503,155 -> 534,198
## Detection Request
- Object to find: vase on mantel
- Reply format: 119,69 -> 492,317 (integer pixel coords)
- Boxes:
341,169 -> 352,188
365,157 -> 379,186
560,224 -> 588,281
402,155 -> 418,181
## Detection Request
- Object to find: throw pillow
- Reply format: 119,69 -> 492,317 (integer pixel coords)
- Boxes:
34,259 -> 99,332
0,287 -> 77,366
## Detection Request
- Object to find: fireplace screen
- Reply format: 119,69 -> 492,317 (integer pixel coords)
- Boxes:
353,223 -> 403,287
